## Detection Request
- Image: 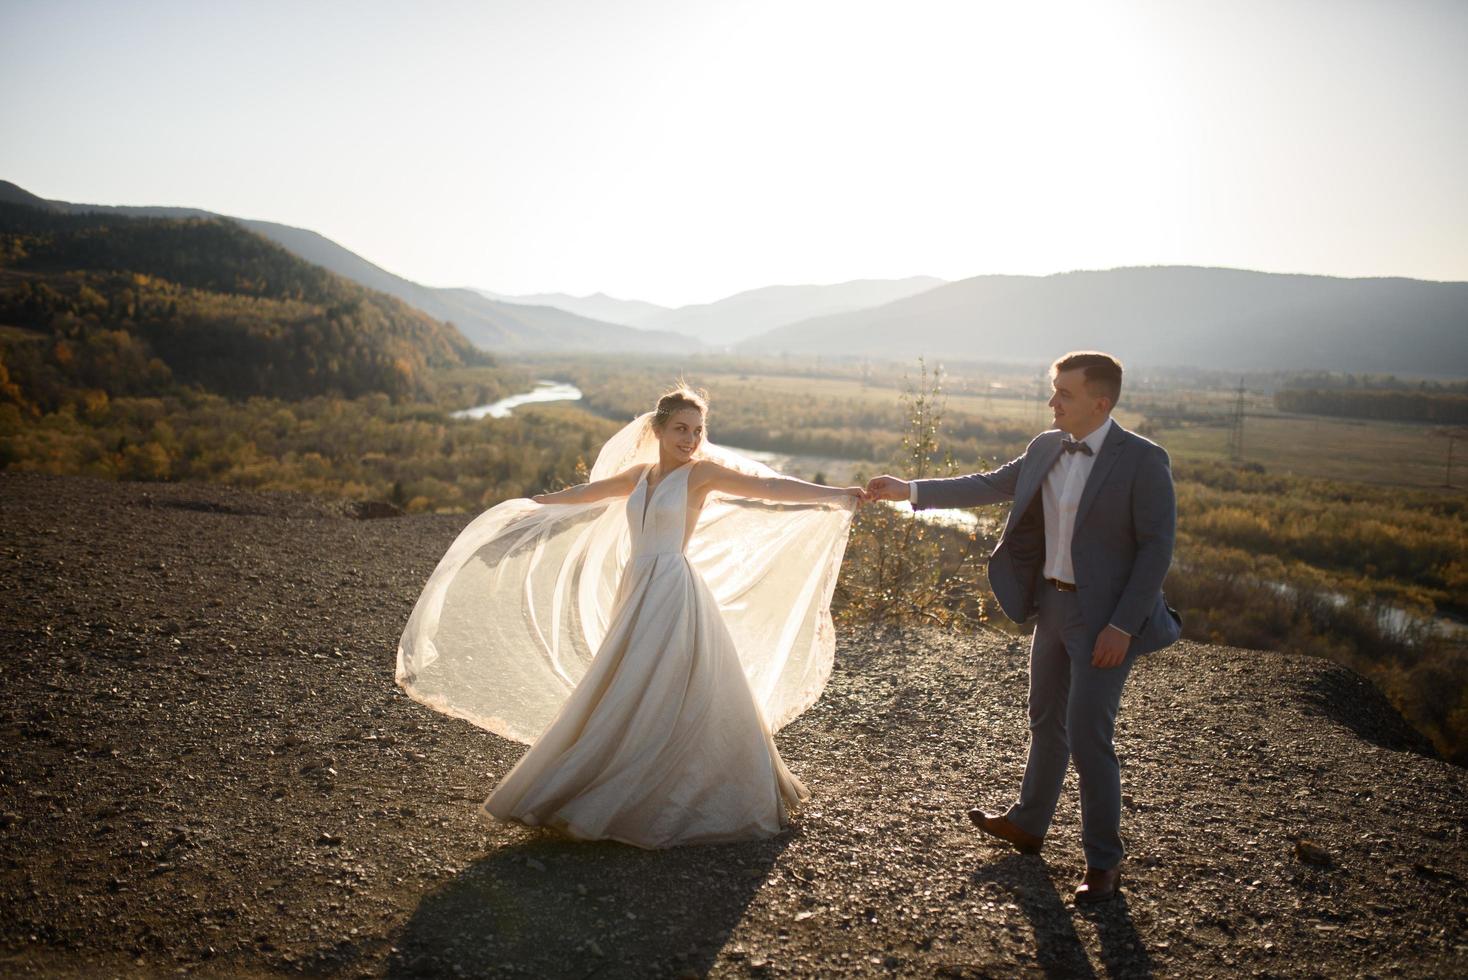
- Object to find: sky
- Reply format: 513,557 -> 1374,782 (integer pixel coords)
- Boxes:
3,0 -> 1466,308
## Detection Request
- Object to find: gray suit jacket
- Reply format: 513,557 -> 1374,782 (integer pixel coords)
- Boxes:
914,422 -> 1182,655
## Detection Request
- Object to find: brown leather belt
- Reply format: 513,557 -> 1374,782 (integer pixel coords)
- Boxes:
1045,577 -> 1077,592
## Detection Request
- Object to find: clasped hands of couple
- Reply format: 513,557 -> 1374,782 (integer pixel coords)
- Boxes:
853,473 -> 1132,670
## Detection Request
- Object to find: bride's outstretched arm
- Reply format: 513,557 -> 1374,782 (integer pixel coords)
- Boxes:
692,461 -> 863,504
531,466 -> 642,505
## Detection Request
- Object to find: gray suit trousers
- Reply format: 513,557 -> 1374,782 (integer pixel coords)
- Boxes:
1005,582 -> 1137,869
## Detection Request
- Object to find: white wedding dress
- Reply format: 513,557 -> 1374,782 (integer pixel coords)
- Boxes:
396,413 -> 855,848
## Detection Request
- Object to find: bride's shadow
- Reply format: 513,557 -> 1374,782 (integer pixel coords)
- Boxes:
387,830 -> 790,978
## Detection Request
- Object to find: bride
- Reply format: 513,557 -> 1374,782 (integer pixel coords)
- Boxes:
396,386 -> 862,848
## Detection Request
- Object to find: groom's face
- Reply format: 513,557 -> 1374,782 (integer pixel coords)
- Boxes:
1048,368 -> 1110,437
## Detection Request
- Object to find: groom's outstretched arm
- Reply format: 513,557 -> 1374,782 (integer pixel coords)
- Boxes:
913,454 -> 1024,509
865,453 -> 1025,510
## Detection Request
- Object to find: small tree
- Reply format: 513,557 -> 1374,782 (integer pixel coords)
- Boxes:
834,359 -> 996,627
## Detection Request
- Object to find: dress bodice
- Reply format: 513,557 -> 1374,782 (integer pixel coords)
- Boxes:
626,462 -> 694,558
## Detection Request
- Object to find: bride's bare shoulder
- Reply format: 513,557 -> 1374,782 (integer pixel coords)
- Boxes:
688,459 -> 733,490
690,459 -> 774,496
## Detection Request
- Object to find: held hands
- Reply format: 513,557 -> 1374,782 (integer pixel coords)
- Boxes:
1092,625 -> 1131,669
862,475 -> 911,503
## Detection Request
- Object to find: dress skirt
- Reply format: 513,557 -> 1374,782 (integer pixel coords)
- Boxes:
481,550 -> 809,848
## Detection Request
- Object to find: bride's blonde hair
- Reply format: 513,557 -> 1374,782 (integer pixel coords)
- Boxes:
650,382 -> 708,432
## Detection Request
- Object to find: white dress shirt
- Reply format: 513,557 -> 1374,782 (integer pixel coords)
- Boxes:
909,415 -> 1127,636
1042,415 -> 1112,585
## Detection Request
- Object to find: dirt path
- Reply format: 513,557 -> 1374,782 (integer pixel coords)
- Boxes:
1,470 -> 1464,978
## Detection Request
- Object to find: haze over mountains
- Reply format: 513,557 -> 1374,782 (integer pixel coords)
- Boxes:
736,267 -> 1468,376
473,290 -> 672,328
4,180 -> 1463,375
485,277 -> 947,346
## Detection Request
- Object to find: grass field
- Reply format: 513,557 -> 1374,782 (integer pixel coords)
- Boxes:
693,368 -> 1145,429
1154,411 -> 1461,490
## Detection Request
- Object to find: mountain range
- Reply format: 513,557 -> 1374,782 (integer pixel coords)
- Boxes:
472,289 -> 672,328
1,181 -> 947,356
0,181 -> 680,353
740,266 -> 1468,376
4,180 -> 1463,374
484,277 -> 947,346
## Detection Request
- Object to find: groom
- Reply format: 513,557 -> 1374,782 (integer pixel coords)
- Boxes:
865,351 -> 1180,903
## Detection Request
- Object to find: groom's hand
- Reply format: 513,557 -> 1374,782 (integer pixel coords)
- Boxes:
863,475 -> 910,502
1091,626 -> 1131,669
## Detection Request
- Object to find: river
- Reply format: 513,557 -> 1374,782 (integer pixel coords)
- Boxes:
1258,576 -> 1467,647
450,380 -> 584,420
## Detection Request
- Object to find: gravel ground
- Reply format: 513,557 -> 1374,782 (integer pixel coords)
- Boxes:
1,469 -> 1464,979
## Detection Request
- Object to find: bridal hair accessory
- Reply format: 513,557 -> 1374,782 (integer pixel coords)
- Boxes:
396,411 -> 857,744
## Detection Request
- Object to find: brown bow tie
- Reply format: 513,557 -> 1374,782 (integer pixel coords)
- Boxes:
1061,439 -> 1093,456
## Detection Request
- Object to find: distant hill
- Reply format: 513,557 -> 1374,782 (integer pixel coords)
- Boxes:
474,289 -> 672,327
635,277 -> 946,347
0,181 -> 688,353
0,180 -> 211,221
0,198 -> 490,404
224,225 -> 690,353
741,266 -> 1468,376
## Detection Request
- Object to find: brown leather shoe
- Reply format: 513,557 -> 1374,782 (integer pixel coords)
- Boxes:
966,810 -> 1044,855
1074,865 -> 1121,904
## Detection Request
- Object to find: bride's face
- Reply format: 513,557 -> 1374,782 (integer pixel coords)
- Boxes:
656,407 -> 705,463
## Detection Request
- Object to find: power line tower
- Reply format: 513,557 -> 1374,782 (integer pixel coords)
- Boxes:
1435,427 -> 1467,488
1226,378 -> 1246,461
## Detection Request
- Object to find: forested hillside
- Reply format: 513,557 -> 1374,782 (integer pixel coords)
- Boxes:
0,181 -> 689,354
0,201 -> 492,408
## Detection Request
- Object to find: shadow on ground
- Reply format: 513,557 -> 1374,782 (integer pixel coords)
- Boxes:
384,832 -> 789,978
1298,664 -> 1439,760
972,853 -> 1153,979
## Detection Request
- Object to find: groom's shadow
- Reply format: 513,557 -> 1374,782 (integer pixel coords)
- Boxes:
971,854 -> 1153,979
386,830 -> 789,978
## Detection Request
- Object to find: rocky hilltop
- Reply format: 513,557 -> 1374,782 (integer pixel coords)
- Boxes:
1,470 -> 1463,978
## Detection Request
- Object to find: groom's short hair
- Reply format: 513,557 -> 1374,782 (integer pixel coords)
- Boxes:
1052,351 -> 1123,407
